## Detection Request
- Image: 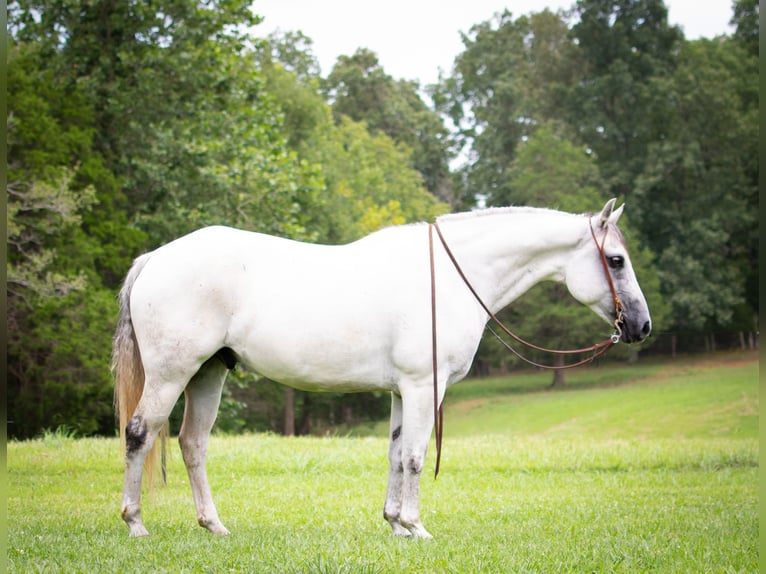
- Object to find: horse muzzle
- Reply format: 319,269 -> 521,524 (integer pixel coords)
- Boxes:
618,316 -> 652,344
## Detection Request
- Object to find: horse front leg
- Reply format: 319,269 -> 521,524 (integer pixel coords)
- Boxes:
178,357 -> 230,535
383,392 -> 410,537
392,385 -> 438,539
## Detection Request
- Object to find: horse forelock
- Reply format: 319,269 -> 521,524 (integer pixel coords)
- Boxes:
610,223 -> 627,246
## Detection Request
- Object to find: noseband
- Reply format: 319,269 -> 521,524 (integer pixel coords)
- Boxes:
428,216 -> 624,477
589,218 -> 625,343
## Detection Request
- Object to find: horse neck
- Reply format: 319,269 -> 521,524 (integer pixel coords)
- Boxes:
437,209 -> 587,313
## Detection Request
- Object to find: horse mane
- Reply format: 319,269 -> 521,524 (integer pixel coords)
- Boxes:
436,205 -> 577,222
435,205 -> 626,243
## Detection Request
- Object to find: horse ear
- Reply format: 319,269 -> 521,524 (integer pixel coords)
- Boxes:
598,198 -> 617,228
609,203 -> 625,225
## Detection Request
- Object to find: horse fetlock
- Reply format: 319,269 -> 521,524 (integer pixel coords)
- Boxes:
383,506 -> 400,524
122,505 -> 149,537
198,515 -> 230,536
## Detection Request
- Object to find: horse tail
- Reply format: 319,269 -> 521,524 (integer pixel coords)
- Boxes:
112,252 -> 167,490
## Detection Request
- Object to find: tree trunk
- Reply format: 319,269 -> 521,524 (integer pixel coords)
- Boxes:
549,354 -> 566,387
342,404 -> 354,424
283,387 -> 295,436
297,393 -> 312,435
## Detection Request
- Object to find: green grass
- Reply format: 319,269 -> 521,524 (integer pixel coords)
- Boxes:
7,352 -> 759,573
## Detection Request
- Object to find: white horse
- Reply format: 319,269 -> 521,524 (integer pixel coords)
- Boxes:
113,199 -> 651,538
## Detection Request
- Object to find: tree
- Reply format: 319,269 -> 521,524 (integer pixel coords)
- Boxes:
433,9 -> 582,206
731,0 -> 759,58
11,0 -> 319,247
258,39 -> 451,242
567,0 -> 683,199
301,116 -> 449,243
7,40 -> 124,438
323,49 -> 457,206
633,37 -> 757,332
257,31 -> 327,151
6,1 -> 327,437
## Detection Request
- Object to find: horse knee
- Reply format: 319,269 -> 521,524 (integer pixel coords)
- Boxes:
405,453 -> 424,475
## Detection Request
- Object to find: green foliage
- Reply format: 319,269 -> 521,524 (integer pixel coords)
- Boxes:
434,9 -> 581,206
257,39 -> 452,244
568,0 -> 683,196
6,0 -> 757,438
301,116 -> 449,244
437,1 -> 757,340
7,38 -> 129,439
731,0 -> 760,57
494,124 -> 603,209
633,38 -> 758,329
323,48 -> 457,206
8,288 -> 118,438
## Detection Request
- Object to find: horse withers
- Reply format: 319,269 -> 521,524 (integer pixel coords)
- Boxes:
113,199 -> 651,538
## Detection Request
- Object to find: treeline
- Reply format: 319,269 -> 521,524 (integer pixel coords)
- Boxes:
7,0 -> 758,438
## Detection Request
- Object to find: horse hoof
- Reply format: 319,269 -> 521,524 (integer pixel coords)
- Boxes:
404,522 -> 433,539
128,524 -> 150,537
390,523 -> 412,537
199,518 -> 230,536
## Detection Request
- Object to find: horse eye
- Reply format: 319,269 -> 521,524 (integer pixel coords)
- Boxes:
608,256 -> 625,269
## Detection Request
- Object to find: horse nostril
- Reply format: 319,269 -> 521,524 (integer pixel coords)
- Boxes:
641,321 -> 651,337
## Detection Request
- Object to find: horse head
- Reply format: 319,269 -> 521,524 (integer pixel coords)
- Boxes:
564,199 -> 652,344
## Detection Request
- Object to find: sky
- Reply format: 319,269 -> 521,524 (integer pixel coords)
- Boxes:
251,0 -> 736,86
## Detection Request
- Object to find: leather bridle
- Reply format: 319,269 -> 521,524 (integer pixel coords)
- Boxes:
428,216 -> 624,477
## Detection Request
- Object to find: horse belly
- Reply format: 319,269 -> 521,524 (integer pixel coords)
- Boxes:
231,289 -> 415,392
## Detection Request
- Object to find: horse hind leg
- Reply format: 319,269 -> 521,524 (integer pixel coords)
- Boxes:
178,353 -> 231,535
121,379 -> 186,537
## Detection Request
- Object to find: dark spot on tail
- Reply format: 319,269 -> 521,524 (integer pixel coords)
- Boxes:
125,416 -> 147,456
215,347 -> 238,370
391,426 -> 402,441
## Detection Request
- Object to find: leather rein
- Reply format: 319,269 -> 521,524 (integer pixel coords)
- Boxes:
428,217 -> 624,477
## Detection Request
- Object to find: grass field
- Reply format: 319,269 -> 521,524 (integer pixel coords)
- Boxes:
7,351 -> 759,573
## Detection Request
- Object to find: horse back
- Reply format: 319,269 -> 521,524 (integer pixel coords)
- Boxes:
127,225 -> 437,390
